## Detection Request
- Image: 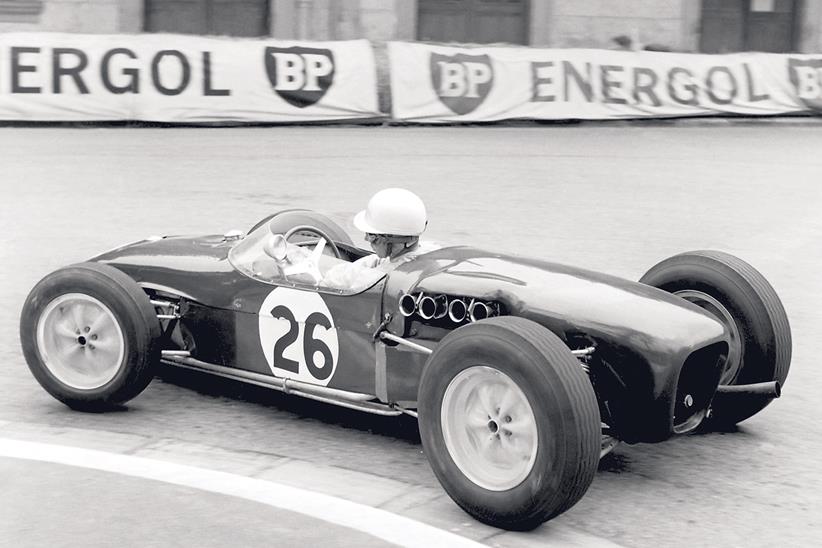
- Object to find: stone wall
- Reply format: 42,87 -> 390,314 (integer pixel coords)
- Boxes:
0,0 -> 819,54
799,0 -> 822,53
540,0 -> 700,51
271,0 -> 403,41
0,0 -> 117,33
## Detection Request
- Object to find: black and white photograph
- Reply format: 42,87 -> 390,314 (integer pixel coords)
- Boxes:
1,1 -> 820,546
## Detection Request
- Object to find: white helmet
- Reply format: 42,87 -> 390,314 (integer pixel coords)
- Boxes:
354,188 -> 427,236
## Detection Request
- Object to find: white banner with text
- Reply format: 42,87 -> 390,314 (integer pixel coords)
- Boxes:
0,33 -> 380,122
388,42 -> 822,122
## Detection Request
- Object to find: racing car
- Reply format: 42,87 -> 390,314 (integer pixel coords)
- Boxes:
20,210 -> 790,531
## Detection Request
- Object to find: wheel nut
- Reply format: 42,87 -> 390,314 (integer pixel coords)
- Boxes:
505,416 -> 512,423
84,326 -> 90,333
91,334 -> 98,340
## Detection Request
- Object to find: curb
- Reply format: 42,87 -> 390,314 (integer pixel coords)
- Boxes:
0,420 -> 623,548
0,115 -> 821,130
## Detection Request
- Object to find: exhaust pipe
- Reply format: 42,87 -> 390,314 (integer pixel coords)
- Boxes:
419,294 -> 448,320
715,381 -> 781,398
469,301 -> 493,322
399,293 -> 423,317
448,298 -> 468,323
418,295 -> 436,320
433,295 -> 449,319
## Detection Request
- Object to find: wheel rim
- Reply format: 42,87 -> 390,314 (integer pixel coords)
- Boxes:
35,293 -> 125,390
441,366 -> 538,491
675,290 -> 742,384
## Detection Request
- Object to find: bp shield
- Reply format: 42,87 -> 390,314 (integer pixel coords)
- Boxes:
430,52 -> 493,115
265,46 -> 336,108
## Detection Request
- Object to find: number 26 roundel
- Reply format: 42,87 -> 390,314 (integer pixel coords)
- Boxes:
258,288 -> 340,386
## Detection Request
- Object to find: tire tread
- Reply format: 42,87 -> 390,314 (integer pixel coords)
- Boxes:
418,316 -> 601,530
483,317 -> 600,520
20,262 -> 161,410
639,250 -> 791,425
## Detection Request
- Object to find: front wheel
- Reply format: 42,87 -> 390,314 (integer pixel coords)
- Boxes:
640,250 -> 791,427
418,316 -> 600,530
20,262 -> 161,411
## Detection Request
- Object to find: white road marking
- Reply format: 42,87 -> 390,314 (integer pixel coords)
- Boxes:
0,438 -> 485,548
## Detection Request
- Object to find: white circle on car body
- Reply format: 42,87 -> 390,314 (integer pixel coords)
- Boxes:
258,287 -> 339,386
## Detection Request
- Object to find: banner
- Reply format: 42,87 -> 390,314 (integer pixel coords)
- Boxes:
0,33 -> 380,122
388,42 -> 822,122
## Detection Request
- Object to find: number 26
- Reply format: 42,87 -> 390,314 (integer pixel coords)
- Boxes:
270,305 -> 334,380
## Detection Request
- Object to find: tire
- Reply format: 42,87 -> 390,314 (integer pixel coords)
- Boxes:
639,250 -> 791,426
20,262 -> 161,411
417,316 -> 600,530
249,209 -> 354,246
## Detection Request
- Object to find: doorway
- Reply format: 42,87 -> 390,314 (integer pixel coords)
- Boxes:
417,0 -> 529,45
700,0 -> 799,53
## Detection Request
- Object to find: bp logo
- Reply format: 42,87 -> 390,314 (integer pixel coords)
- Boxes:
430,52 -> 493,115
788,58 -> 822,110
258,287 -> 339,386
265,46 -> 335,108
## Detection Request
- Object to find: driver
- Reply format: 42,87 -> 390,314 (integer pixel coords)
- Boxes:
323,188 -> 431,288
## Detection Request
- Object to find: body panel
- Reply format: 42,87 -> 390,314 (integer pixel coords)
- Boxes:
93,235 -> 382,395
93,236 -> 730,442
384,246 -> 729,441
385,246 -> 727,357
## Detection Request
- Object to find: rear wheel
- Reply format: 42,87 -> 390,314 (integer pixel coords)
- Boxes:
20,262 -> 161,411
418,316 -> 600,530
640,250 -> 791,426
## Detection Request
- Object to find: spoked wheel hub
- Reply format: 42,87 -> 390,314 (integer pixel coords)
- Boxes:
35,293 -> 125,390
441,365 -> 538,491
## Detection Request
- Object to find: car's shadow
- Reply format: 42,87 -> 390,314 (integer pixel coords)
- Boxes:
155,364 -> 422,444
155,364 -> 753,476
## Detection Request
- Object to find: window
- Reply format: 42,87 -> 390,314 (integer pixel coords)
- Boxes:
144,0 -> 269,37
0,0 -> 43,23
700,0 -> 798,53
417,0 -> 529,45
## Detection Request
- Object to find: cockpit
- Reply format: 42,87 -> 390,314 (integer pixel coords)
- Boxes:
228,221 -> 386,295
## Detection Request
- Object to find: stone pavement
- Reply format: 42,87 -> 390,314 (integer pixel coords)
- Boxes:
0,422 -> 624,548
2,125 -> 819,547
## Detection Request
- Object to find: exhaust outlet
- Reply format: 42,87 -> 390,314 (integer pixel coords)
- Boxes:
399,293 -> 422,317
418,295 -> 437,320
715,381 -> 781,398
448,298 -> 468,323
469,301 -> 492,322
433,295 -> 449,319
419,295 -> 448,320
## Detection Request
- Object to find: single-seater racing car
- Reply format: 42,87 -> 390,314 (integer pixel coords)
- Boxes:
20,209 -> 790,530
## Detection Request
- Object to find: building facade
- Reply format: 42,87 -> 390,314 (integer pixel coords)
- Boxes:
1,0 -> 820,53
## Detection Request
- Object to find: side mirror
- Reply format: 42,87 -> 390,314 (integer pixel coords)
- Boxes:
264,234 -> 288,262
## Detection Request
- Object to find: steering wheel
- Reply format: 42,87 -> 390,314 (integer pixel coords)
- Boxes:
283,225 -> 343,259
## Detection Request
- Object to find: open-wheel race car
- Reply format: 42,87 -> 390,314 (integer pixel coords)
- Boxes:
20,209 -> 791,530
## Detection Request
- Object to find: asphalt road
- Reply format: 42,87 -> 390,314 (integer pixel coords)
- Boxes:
1,124 -> 821,547
2,457 -> 394,548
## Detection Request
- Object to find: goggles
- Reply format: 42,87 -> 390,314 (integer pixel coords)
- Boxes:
365,233 -> 390,243
365,233 -> 415,245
